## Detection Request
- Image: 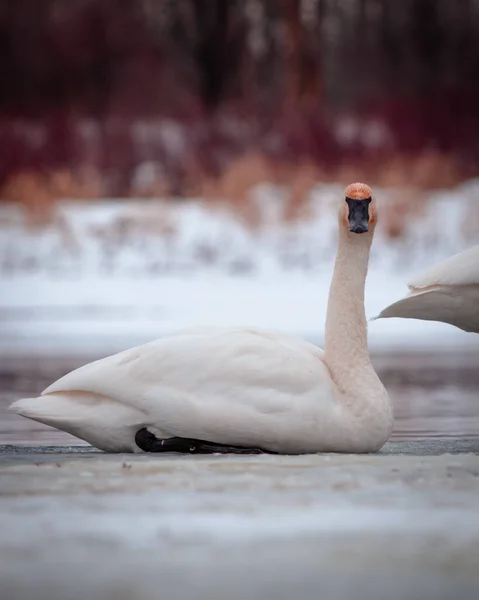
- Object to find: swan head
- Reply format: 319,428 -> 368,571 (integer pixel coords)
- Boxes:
341,183 -> 377,234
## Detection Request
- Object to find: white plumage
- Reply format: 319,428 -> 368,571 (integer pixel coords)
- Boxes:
374,245 -> 479,333
10,183 -> 393,454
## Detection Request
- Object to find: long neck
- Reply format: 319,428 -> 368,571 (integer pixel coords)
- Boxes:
324,226 -> 373,392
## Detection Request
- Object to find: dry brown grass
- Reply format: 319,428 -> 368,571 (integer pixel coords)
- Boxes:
0,149 -> 467,239
0,168 -> 103,227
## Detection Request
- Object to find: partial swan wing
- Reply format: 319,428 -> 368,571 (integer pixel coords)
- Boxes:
409,245 -> 479,289
373,246 -> 479,333
41,327 -> 332,442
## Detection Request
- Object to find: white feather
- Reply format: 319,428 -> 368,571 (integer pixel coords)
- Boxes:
374,245 -> 479,333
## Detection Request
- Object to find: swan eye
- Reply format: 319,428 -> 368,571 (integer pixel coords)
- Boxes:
345,197 -> 371,234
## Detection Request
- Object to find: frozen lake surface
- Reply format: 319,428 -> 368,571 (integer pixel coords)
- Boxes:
1,351 -> 479,600
1,441 -> 479,600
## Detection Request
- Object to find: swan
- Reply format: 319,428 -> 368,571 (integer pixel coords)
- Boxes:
374,245 -> 479,333
10,183 -> 393,454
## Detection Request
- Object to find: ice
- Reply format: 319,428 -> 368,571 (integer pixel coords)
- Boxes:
1,447 -> 479,600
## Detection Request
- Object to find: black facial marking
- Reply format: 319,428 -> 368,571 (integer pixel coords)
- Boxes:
345,197 -> 371,233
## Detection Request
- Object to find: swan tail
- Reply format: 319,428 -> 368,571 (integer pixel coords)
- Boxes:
9,394 -> 88,428
10,392 -> 145,452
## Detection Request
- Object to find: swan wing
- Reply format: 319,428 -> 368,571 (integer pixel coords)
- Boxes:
408,245 -> 479,289
374,285 -> 479,332
39,327 -> 334,449
373,246 -> 479,333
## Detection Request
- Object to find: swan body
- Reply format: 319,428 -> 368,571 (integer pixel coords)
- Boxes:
10,183 -> 393,454
374,245 -> 479,333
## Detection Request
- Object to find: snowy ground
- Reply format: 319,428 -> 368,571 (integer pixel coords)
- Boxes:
1,181 -> 479,354
1,442 -> 479,600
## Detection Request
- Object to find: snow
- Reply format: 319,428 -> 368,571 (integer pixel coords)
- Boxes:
2,273 -> 479,355
1,180 -> 479,353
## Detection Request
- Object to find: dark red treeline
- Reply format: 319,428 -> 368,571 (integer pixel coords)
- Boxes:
0,0 -> 478,198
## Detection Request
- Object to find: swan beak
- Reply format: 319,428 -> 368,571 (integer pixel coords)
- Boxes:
346,198 -> 369,234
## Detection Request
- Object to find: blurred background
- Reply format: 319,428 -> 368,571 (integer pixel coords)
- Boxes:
1,0 -> 479,444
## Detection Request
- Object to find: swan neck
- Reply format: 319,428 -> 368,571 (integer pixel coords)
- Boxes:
324,228 -> 373,385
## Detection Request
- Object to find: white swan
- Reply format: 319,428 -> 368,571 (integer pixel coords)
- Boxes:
374,245 -> 479,333
10,183 -> 393,454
